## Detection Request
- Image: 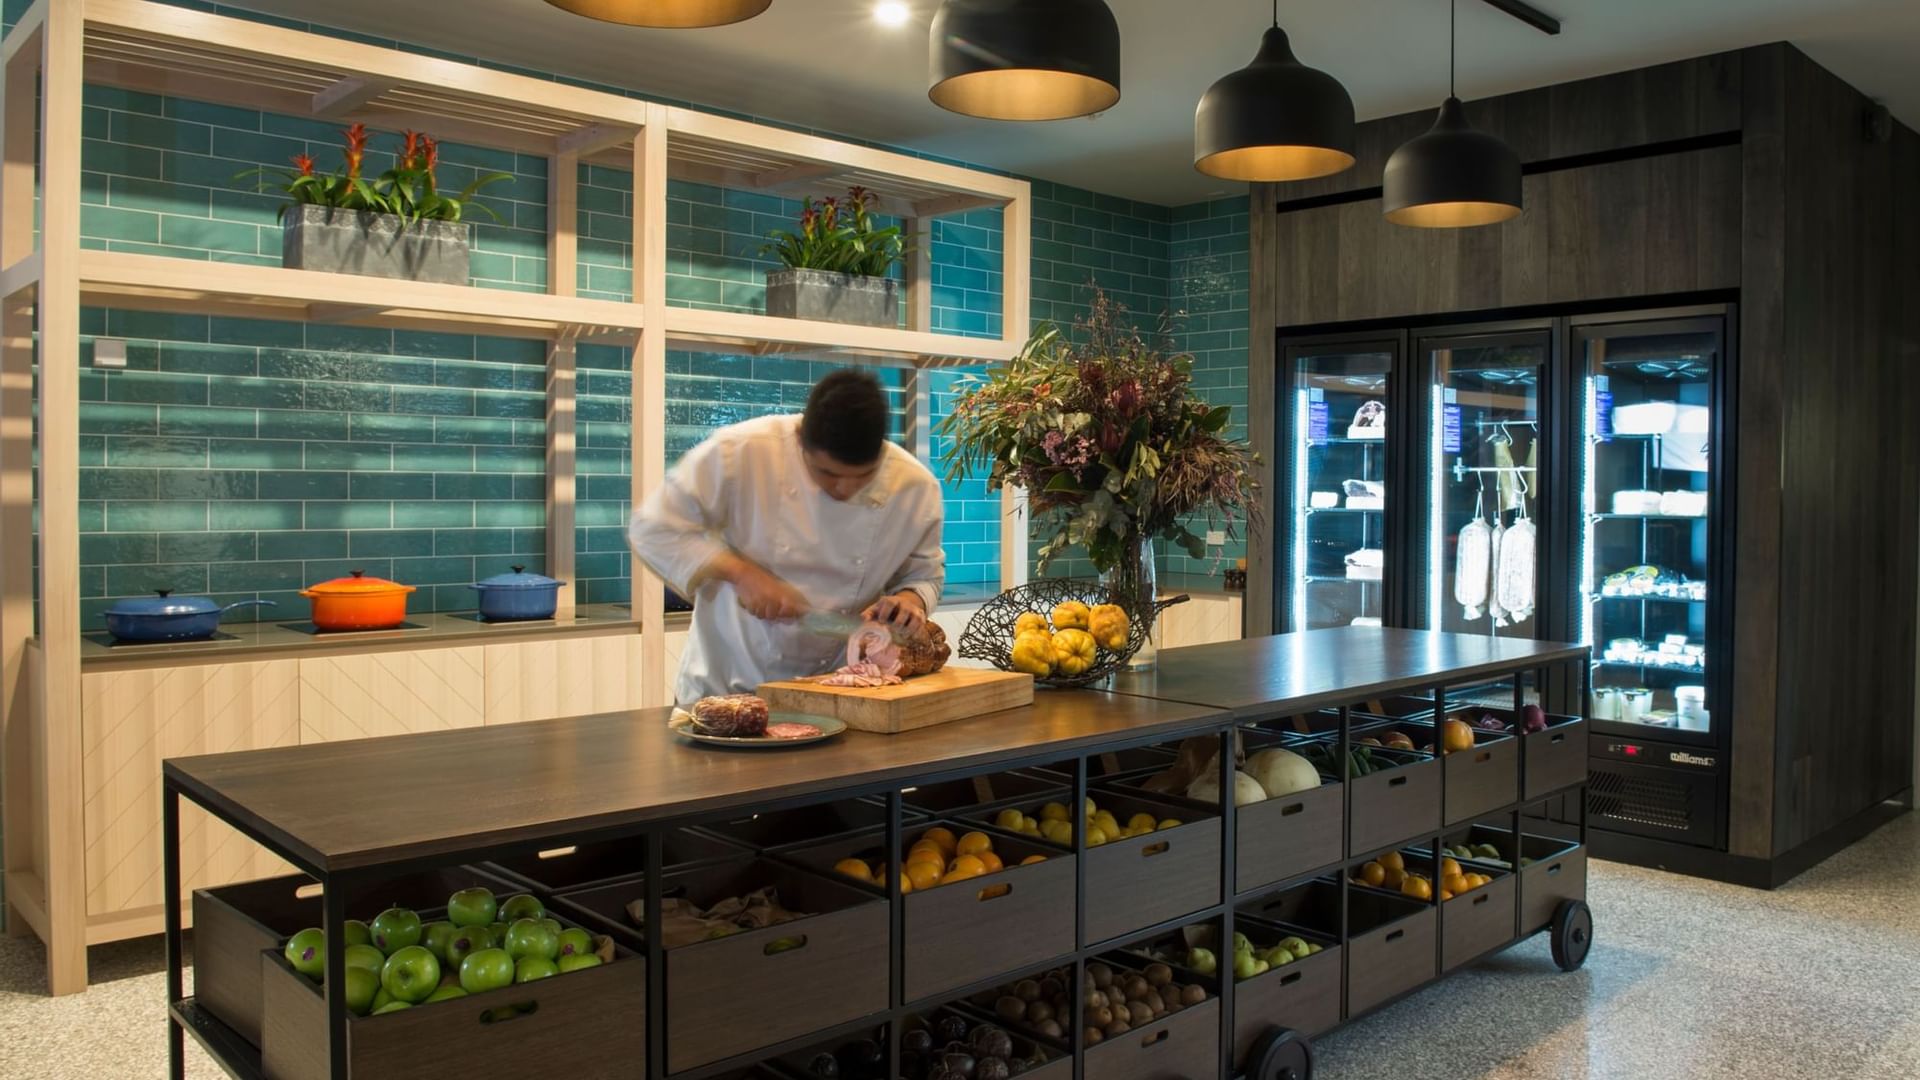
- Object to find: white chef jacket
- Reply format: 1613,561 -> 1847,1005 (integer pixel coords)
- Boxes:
628,414 -> 946,704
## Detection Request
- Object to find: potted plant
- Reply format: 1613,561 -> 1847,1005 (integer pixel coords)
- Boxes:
247,125 -> 510,285
762,186 -> 907,326
939,293 -> 1261,670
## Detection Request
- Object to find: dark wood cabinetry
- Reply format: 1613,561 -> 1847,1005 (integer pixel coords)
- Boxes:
1250,43 -> 1919,887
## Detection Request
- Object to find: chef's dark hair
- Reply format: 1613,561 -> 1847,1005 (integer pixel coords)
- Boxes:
801,370 -> 888,465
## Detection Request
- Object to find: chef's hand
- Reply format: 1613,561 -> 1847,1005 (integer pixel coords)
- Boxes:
863,590 -> 927,634
727,560 -> 808,621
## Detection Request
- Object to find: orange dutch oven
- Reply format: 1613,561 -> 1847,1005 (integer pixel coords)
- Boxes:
301,570 -> 416,630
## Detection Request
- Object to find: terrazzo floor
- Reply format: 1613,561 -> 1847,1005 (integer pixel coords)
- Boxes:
3,810 -> 1917,1079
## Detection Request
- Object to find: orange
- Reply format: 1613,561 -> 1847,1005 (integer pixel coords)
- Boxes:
1359,861 -> 1386,887
899,875 -> 914,895
1400,875 -> 1433,901
1378,851 -> 1405,873
978,883 -> 1011,899
833,858 -> 873,882
948,854 -> 988,877
1020,854 -> 1048,866
1468,873 -> 1490,888
977,851 -> 1005,873
956,831 -> 994,857
921,827 -> 959,856
906,861 -> 944,891
1443,873 -> 1469,896
944,865 -> 982,884
1440,857 -> 1462,878
1439,890 -> 1454,901
1380,867 -> 1406,889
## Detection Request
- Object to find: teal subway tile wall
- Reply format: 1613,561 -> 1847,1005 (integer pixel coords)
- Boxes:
9,0 -> 1251,619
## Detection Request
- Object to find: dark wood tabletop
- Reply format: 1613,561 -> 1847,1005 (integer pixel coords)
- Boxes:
1105,627 -> 1588,719
163,628 -> 1586,875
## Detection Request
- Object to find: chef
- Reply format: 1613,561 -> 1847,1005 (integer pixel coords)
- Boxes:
629,370 -> 946,703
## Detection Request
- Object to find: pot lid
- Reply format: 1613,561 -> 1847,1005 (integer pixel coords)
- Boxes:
104,590 -> 219,616
305,569 -> 414,595
473,564 -> 566,590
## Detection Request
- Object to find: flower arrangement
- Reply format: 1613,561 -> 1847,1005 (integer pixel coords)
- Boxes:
763,185 -> 908,278
246,124 -> 511,225
939,292 -> 1261,582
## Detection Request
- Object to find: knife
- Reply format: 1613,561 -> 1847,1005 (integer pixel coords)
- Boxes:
799,609 -> 908,643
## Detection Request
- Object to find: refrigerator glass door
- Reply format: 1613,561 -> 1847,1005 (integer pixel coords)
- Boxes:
1287,345 -> 1393,631
1578,320 -> 1720,741
1425,333 -> 1551,641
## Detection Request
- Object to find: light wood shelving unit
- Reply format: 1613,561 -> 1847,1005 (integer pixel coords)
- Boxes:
0,0 -> 1031,994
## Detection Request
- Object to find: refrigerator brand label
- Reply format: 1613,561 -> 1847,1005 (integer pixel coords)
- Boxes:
1308,401 -> 1329,446
1595,389 -> 1614,443
1442,404 -> 1462,454
1669,751 -> 1716,768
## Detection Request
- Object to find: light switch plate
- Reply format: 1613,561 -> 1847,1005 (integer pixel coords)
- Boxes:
1205,530 -> 1226,546
93,338 -> 127,368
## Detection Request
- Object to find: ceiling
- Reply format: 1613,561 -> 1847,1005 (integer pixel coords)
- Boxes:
226,0 -> 1920,206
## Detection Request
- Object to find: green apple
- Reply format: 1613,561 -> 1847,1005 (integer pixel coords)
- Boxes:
425,985 -> 469,1004
342,920 -> 372,948
344,944 -> 387,974
420,921 -> 458,964
370,907 -> 422,954
504,918 -> 559,962
444,925 -> 493,969
514,955 -> 559,983
499,894 -> 545,923
446,888 -> 498,929
556,953 -> 603,974
380,946 -> 441,1004
373,1001 -> 411,1015
486,921 -> 511,942
284,928 -> 326,981
371,986 -> 396,1013
343,966 -> 380,1016
459,948 -> 516,994
537,918 -> 563,937
555,928 -> 595,960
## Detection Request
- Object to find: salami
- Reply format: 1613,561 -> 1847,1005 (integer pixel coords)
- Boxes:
765,721 -> 824,739
690,694 -> 769,737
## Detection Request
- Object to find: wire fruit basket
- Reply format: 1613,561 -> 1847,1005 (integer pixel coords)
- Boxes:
958,578 -> 1189,688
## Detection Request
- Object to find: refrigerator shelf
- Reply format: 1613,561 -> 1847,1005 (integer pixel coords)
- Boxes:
1304,507 -> 1384,516
1594,658 -> 1706,676
1590,594 -> 1706,605
1588,513 -> 1707,522
1303,575 -> 1379,585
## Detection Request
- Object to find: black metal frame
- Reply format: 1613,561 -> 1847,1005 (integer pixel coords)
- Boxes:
163,653 -> 1591,1080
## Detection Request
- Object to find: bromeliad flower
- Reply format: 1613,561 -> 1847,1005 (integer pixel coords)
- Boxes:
341,122 -> 369,178
291,153 -> 315,177
399,130 -> 423,170
420,134 -> 440,174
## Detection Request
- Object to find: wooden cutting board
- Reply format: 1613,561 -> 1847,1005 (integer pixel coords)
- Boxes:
757,667 -> 1035,734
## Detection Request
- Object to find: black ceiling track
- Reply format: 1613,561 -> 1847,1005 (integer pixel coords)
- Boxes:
1479,0 -> 1560,36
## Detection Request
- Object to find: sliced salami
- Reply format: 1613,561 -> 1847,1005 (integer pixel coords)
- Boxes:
765,721 -> 824,739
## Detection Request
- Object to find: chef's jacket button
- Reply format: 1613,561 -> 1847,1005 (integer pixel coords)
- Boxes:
854,557 -> 864,565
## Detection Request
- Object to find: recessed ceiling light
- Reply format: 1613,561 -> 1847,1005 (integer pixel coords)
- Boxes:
874,1 -> 910,27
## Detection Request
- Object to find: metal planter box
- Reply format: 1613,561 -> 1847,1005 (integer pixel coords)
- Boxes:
764,267 -> 900,326
282,204 -> 469,285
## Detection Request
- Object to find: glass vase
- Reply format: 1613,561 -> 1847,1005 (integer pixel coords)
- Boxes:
1101,533 -> 1159,672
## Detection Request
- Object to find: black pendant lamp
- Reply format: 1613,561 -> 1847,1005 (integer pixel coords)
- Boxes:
1383,1 -> 1522,227
542,0 -> 771,28
929,0 -> 1121,121
1194,1 -> 1355,182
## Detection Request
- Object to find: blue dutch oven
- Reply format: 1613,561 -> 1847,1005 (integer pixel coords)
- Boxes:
103,591 -> 276,642
471,565 -> 565,621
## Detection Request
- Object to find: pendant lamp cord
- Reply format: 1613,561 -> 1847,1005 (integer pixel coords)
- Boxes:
1272,0 -> 1278,27
1449,0 -> 1456,98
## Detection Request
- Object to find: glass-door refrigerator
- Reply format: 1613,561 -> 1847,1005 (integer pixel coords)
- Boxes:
1278,334 -> 1404,632
1414,325 -> 1558,652
1575,310 -> 1731,850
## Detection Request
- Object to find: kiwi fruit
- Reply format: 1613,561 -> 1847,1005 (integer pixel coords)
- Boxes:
1026,1000 -> 1054,1025
1123,975 -> 1151,1001
1127,1001 -> 1153,1025
1014,979 -> 1042,1002
1084,1027 -> 1104,1046
994,995 -> 1027,1022
1104,1018 -> 1131,1038
1161,986 -> 1186,1014
1181,984 -> 1206,1006
1036,1019 -> 1063,1040
1144,962 -> 1172,987
1088,963 -> 1113,989
1089,1005 -> 1113,1028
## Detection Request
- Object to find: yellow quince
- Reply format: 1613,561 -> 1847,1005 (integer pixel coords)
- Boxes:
1089,604 -> 1130,651
1014,611 -> 1049,637
1052,628 -> 1097,677
1010,630 -> 1056,677
1050,600 -> 1091,631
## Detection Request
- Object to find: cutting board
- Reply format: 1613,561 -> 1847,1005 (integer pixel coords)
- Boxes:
757,668 -> 1034,734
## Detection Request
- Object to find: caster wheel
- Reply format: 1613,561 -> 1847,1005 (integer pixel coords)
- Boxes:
1551,898 -> 1592,972
1248,1026 -> 1314,1080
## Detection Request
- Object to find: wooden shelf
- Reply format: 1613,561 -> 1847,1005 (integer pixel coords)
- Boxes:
78,251 -> 647,342
664,306 -> 1016,367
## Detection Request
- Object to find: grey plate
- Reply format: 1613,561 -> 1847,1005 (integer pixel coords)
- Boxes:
667,710 -> 846,748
